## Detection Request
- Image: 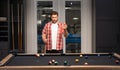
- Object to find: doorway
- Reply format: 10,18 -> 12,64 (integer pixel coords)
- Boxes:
37,0 -> 81,53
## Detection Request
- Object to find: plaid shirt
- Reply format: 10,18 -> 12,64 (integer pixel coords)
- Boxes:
42,21 -> 64,50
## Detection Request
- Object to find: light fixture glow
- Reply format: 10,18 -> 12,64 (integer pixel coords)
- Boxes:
73,17 -> 79,20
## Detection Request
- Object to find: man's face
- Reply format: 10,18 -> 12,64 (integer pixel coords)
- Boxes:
51,14 -> 58,23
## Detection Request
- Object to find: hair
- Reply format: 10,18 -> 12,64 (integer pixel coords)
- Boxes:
51,11 -> 58,16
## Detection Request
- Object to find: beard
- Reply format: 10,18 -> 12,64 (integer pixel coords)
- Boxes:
52,20 -> 58,23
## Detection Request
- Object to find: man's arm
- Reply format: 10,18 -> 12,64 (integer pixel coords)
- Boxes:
42,34 -> 47,44
62,23 -> 68,37
63,29 -> 68,37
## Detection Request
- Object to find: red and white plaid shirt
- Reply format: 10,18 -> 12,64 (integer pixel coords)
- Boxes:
42,21 -> 64,50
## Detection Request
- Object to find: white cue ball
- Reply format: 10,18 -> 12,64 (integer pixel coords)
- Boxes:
36,53 -> 40,57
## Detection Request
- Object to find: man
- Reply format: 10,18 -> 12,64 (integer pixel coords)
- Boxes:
42,11 -> 68,53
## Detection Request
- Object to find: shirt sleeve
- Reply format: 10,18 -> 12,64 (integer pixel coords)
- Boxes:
61,23 -> 64,33
42,24 -> 47,34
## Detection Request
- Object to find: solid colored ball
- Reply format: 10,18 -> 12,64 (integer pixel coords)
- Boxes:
80,54 -> 83,57
41,53 -> 45,56
64,61 -> 67,65
84,62 -> 88,65
115,60 -> 119,64
54,61 -> 58,65
48,61 -> 52,65
75,59 -> 79,63
85,56 -> 88,59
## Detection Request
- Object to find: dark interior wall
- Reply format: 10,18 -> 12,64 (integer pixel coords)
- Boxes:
0,0 -> 9,60
95,0 -> 120,53
0,0 -> 24,60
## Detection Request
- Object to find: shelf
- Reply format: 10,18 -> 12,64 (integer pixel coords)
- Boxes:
0,21 -> 8,23
0,32 -> 8,34
0,31 -> 8,32
0,17 -> 7,22
0,37 -> 8,41
0,36 -> 8,37
0,26 -> 8,27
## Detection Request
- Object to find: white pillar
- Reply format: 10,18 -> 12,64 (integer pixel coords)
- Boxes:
81,0 -> 92,53
24,0 -> 37,54
58,0 -> 65,53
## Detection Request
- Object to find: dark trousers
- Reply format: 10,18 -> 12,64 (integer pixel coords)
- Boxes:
46,50 -> 63,53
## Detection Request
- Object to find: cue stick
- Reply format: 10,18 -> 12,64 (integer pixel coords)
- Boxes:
44,46 -> 46,53
11,4 -> 14,50
19,4 -> 23,51
17,4 -> 20,50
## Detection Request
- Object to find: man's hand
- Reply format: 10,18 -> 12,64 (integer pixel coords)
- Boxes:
42,34 -> 47,44
62,22 -> 68,37
62,22 -> 67,30
43,39 -> 47,44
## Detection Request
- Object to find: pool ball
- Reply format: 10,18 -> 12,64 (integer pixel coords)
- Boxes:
85,56 -> 88,59
75,59 -> 79,63
97,54 -> 100,56
84,62 -> 88,65
64,61 -> 67,65
54,61 -> 58,65
80,54 -> 83,57
108,55 -> 112,59
48,61 -> 52,65
115,60 -> 119,64
52,59 -> 55,63
41,53 -> 45,56
35,53 -> 40,57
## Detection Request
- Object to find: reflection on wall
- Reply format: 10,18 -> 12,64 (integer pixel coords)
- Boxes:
37,1 -> 52,53
65,1 -> 81,53
37,1 -> 81,53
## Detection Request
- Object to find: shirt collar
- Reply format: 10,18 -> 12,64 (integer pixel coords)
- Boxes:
50,21 -> 60,25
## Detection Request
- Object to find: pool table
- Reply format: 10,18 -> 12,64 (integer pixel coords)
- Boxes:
0,53 -> 120,70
